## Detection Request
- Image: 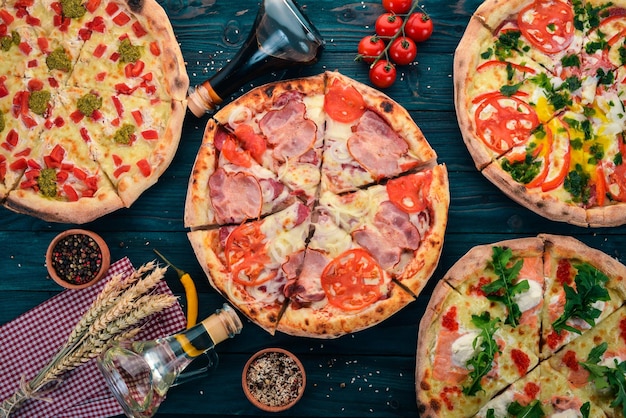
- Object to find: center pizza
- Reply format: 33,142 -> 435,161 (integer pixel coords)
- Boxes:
185,71 -> 449,338
455,0 -> 626,227
0,0 -> 188,223
417,234 -> 626,417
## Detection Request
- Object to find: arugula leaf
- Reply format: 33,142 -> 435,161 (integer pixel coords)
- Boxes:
462,312 -> 501,396
580,401 -> 590,418
500,82 -> 523,97
552,262 -> 610,335
507,400 -> 545,418
580,342 -> 626,418
481,246 -> 528,327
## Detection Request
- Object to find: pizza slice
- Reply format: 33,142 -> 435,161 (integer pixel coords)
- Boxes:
67,0 -> 188,102
0,75 -> 56,199
212,74 -> 326,205
277,206 -> 411,338
317,165 -> 449,296
4,112 -> 123,223
482,114 -> 588,226
539,234 -> 626,358
187,202 -> 311,335
184,119 -> 301,229
475,362 -> 608,417
321,71 -> 435,194
416,280 -> 539,418
548,305 -> 626,417
58,86 -> 184,207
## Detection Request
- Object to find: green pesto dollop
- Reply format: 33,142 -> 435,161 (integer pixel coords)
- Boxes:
1,31 -> 20,52
46,47 -> 72,72
113,124 -> 135,144
37,168 -> 57,198
28,90 -> 51,115
118,38 -> 142,63
60,0 -> 86,18
77,93 -> 102,116
0,111 -> 5,133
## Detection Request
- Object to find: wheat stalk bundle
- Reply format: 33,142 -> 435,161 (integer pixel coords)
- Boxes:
0,262 -> 177,418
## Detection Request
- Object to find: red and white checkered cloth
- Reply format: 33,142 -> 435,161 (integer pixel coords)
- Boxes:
0,257 -> 187,418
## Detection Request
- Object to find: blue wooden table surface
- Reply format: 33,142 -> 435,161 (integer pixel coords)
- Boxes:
3,0 -> 626,417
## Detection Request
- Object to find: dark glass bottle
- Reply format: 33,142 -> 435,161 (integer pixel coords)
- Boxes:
187,0 -> 325,117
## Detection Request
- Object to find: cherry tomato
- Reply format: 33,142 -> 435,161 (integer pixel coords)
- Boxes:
375,13 -> 403,37
382,0 -> 412,14
389,36 -> 417,65
357,35 -> 386,63
369,60 -> 397,88
405,12 -> 433,43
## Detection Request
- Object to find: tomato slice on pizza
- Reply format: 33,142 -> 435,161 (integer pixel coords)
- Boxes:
320,248 -> 385,311
188,203 -> 311,335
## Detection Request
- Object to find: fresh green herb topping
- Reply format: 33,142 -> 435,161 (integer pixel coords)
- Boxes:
113,124 -> 136,144
509,400 -> 545,418
28,90 -> 51,115
580,342 -> 626,418
597,68 -> 615,85
46,47 -> 72,72
494,31 -> 522,60
561,54 -> 581,68
37,168 -> 57,198
564,164 -> 591,203
77,93 -> 103,117
580,401 -> 591,418
588,143 -> 605,165
60,0 -> 86,18
502,154 -> 541,185
500,82 -> 522,97
1,30 -> 20,52
481,246 -> 528,327
552,262 -> 610,335
462,312 -> 501,396
615,152 -> 623,166
118,38 -> 141,63
481,48 -> 493,60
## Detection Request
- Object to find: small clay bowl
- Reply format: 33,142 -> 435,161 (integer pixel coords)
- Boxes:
242,348 -> 306,412
46,229 -> 110,290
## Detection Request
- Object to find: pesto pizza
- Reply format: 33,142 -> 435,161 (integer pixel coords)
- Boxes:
0,0 -> 188,223
455,0 -> 626,227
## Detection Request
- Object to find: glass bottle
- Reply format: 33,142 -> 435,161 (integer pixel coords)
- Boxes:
97,303 -> 243,418
187,0 -> 325,117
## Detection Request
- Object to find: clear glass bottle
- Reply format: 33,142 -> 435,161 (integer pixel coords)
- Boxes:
97,303 -> 243,418
187,0 -> 325,117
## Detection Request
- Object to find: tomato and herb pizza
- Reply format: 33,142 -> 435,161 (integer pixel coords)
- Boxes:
0,0 -> 188,223
185,71 -> 449,338
416,234 -> 626,417
455,0 -> 626,227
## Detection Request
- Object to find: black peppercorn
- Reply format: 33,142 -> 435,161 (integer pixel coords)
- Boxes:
51,233 -> 103,285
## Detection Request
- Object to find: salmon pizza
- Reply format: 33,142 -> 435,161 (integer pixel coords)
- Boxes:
455,0 -> 626,227
0,0 -> 188,223
416,234 -> 626,417
185,71 -> 450,338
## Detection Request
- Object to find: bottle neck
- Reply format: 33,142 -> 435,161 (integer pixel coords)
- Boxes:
171,304 -> 243,358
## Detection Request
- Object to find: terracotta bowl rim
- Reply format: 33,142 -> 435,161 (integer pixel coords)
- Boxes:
46,229 -> 110,290
241,347 -> 306,413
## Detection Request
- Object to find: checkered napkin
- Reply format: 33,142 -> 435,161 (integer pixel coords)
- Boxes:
0,257 -> 187,418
